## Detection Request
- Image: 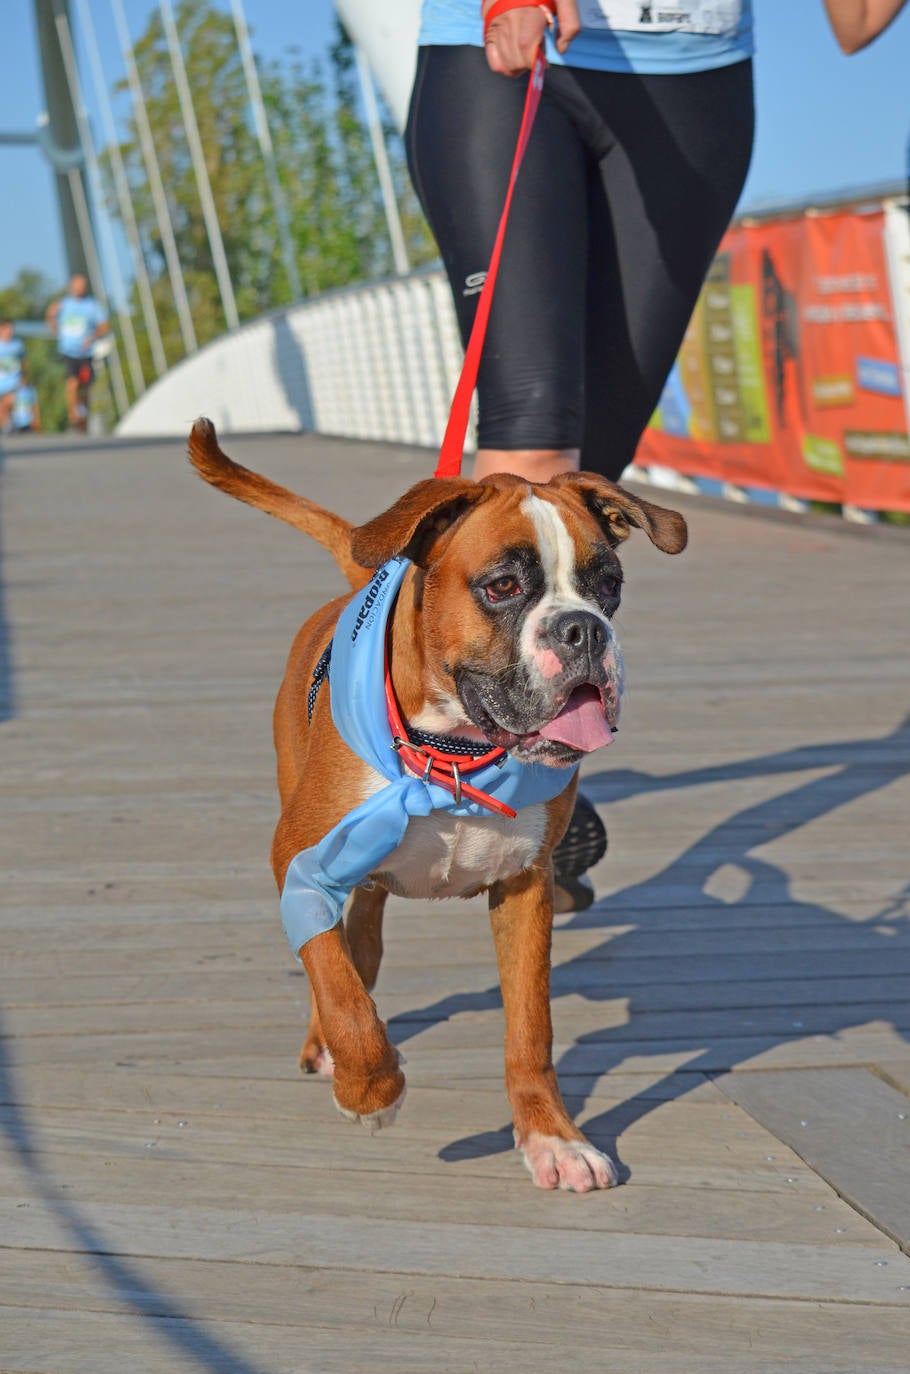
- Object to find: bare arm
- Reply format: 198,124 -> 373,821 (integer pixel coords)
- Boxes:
45,299 -> 59,334
483,0 -> 580,77
822,0 -> 908,52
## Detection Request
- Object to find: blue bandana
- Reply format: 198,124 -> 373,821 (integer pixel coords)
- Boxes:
280,557 -> 579,958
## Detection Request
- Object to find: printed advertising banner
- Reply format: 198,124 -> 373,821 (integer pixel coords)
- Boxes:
638,208 -> 910,511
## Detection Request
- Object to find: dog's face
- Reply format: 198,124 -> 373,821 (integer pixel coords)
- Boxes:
352,472 -> 687,767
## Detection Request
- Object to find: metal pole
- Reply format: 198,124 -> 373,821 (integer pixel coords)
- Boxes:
230,0 -> 302,301
67,165 -> 130,416
354,45 -> 409,277
53,1 -> 146,398
32,0 -> 88,278
110,0 -> 197,356
158,0 -> 240,332
76,0 -> 168,377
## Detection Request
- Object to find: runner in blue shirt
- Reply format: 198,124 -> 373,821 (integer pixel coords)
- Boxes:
0,320 -> 25,433
46,273 -> 109,432
11,362 -> 41,433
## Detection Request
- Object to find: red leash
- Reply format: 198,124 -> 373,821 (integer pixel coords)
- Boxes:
389,14 -> 551,811
433,43 -> 548,479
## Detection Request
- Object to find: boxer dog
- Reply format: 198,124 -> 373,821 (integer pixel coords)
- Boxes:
188,418 -> 686,1191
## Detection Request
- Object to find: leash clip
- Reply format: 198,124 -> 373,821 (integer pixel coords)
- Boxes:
391,735 -> 438,785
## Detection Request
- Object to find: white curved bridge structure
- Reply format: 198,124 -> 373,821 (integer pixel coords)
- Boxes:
116,267 -> 470,449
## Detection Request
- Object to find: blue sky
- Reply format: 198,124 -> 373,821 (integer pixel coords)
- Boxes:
1,0 -> 908,291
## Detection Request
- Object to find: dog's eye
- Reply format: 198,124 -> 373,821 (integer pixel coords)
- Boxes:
485,575 -> 521,603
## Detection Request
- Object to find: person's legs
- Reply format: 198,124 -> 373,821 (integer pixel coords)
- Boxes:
574,60 -> 755,480
64,376 -> 80,427
407,46 -> 589,480
77,362 -> 94,431
62,357 -> 84,427
472,446 -> 579,480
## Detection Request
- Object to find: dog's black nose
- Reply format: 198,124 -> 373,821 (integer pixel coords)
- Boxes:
550,610 -> 609,658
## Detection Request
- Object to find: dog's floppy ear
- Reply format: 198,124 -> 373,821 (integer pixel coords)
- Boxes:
351,477 -> 488,569
552,471 -> 688,554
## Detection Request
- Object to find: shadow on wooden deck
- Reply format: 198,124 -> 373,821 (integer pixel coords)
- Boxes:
383,714 -> 910,1177
0,1038 -> 271,1374
0,445 -> 14,720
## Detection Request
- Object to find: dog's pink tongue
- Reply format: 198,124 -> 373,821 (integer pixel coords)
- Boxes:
538,686 -> 614,752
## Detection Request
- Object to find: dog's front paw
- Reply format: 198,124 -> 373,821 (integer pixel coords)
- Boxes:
334,1082 -> 407,1134
517,1132 -> 618,1192
332,1054 -> 407,1135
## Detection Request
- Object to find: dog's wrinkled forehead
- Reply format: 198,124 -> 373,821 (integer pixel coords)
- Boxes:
453,487 -> 617,595
520,492 -> 600,596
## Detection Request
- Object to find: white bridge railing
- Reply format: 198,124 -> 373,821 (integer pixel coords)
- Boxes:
116,267 -> 471,447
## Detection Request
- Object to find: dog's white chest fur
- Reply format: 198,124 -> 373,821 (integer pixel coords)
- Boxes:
371,802 -> 549,899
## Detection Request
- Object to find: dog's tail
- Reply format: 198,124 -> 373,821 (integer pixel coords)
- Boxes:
187,418 -> 366,589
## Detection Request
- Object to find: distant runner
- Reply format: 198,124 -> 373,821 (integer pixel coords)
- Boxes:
46,273 -> 109,432
10,361 -> 41,433
0,319 -> 25,433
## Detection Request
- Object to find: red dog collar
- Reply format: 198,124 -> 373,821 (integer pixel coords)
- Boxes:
383,626 -> 515,818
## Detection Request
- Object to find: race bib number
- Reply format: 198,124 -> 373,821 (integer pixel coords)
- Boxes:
59,309 -> 91,351
577,1 -> 743,34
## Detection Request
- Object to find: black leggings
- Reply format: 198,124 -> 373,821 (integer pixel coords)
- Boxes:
406,47 -> 754,479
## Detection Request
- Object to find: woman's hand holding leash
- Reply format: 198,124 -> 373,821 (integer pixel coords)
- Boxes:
481,0 -> 580,75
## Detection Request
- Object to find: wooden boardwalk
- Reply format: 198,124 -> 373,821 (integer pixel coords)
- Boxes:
1,431 -> 909,1372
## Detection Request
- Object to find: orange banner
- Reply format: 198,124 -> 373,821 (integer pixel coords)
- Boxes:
637,209 -> 910,512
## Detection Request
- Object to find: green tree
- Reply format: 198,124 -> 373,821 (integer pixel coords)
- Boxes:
107,1 -> 436,382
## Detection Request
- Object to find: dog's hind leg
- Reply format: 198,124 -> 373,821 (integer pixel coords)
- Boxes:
299,883 -> 388,1077
345,882 -> 388,987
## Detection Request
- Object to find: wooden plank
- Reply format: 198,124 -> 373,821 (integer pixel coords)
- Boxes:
0,1199 -> 907,1302
6,916 -> 910,977
716,1068 -> 910,1249
877,1060 -> 910,1098
5,987 -> 910,1039
0,1147 -> 883,1245
0,1091 -> 833,1197
6,964 -> 910,1015
3,1252 -> 910,1365
4,1304 -> 907,1374
0,1062 -> 722,1113
3,1021 -> 899,1080
0,1098 -> 815,1170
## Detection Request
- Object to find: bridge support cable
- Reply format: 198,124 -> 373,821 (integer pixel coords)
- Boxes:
76,0 -> 167,378
354,45 -> 410,278
33,0 -> 90,280
53,0 -> 146,400
158,0 -> 240,333
109,0 -> 197,358
231,0 -> 303,302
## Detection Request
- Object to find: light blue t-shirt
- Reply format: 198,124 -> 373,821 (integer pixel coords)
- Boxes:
12,384 -> 37,429
56,294 -> 106,360
419,0 -> 754,73
0,335 -> 24,396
